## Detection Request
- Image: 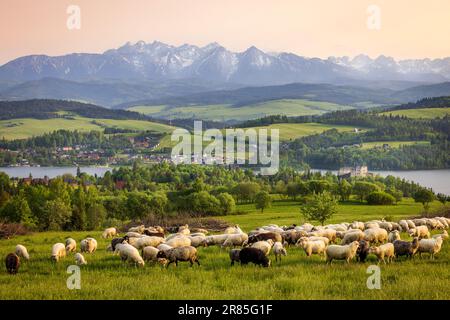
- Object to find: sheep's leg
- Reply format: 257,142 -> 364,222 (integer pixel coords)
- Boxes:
196,259 -> 200,266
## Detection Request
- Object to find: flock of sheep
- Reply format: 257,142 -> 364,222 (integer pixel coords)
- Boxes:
4,216 -> 450,274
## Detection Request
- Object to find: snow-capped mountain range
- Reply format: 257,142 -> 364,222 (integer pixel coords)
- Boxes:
1,41 -> 450,85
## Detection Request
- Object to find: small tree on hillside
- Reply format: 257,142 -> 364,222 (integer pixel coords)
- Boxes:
255,191 -> 272,213
300,191 -> 338,226
413,189 -> 435,214
436,193 -> 448,206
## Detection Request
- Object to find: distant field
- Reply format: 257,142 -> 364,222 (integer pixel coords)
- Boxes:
381,107 -> 450,119
360,140 -> 430,150
250,123 -> 361,141
128,99 -> 354,121
0,117 -> 175,140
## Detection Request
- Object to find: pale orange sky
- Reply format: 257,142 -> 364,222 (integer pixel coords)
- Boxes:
1,0 -> 450,65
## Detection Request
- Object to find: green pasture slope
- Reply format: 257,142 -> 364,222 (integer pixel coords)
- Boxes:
381,107 -> 450,119
360,140 -> 430,150
0,116 -> 175,140
0,198 -> 449,300
129,99 -> 354,121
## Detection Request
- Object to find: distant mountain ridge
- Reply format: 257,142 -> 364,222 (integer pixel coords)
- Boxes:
1,41 -> 450,85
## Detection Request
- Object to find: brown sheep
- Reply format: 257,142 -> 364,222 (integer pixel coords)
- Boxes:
5,253 -> 20,274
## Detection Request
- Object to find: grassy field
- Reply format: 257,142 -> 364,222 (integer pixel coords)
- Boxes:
381,107 -> 450,119
0,198 -> 448,300
0,116 -> 176,140
129,99 -> 354,121
360,140 -> 430,150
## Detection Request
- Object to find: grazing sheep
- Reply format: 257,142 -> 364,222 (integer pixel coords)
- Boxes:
247,232 -> 282,244
418,237 -> 444,259
128,225 -> 145,234
364,222 -> 379,230
369,243 -> 395,264
296,238 -> 327,257
115,243 -> 145,267
142,246 -> 166,265
111,236 -> 129,251
379,221 -> 393,232
157,244 -> 173,252
5,253 -> 20,274
388,230 -> 401,243
390,222 -> 401,231
406,220 -> 416,229
80,238 -> 97,253
178,224 -> 190,235
325,241 -> 360,264
189,235 -> 207,248
308,229 -> 337,243
74,253 -> 87,265
156,246 -> 200,267
356,240 -> 370,262
221,233 -> 248,248
250,240 -> 273,256
125,232 -> 146,238
229,249 -> 241,266
350,221 -> 365,231
102,227 -> 118,239
15,244 -> 29,261
51,243 -> 66,262
408,225 -> 430,239
341,230 -> 364,245
272,242 -> 287,262
364,228 -> 388,244
65,238 -> 77,253
393,238 -> 419,258
282,230 -> 307,246
224,225 -> 244,234
106,244 -> 113,252
306,236 -> 330,245
432,230 -> 448,240
413,218 -> 427,226
239,247 -> 270,267
166,236 -> 191,248
143,230 -> 165,238
435,217 -> 449,229
191,228 -> 208,234
399,220 -> 409,232
134,236 -> 165,250
202,234 -> 229,246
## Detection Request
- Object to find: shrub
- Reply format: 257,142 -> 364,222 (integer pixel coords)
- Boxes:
366,191 -> 396,205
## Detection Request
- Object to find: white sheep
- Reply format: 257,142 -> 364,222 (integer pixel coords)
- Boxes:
188,235 -> 207,247
325,241 -> 360,264
297,238 -> 327,257
102,227 -> 118,239
65,238 -> 77,253
364,228 -> 388,243
202,234 -> 230,246
417,237 -> 444,259
128,225 -> 145,234
142,246 -> 167,266
350,221 -> 365,230
115,243 -> 145,266
156,245 -> 200,267
399,220 -> 409,232
134,236 -> 165,250
388,230 -> 401,243
80,237 -> 97,253
178,224 -> 190,235
51,243 -> 66,262
368,243 -> 395,264
406,220 -> 416,229
125,232 -> 146,238
165,235 -> 191,248
379,221 -> 393,232
308,229 -> 336,243
305,236 -> 330,245
221,233 -> 248,248
74,253 -> 87,265
157,243 -> 173,252
250,240 -> 273,256
272,242 -> 287,262
15,244 -> 29,261
341,230 -> 364,245
408,225 -> 430,239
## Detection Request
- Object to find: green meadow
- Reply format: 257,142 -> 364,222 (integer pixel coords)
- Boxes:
360,140 -> 430,150
0,116 -> 175,140
0,198 -> 449,300
129,99 -> 353,121
381,107 -> 450,119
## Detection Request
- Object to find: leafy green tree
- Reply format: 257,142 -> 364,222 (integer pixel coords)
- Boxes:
436,193 -> 448,206
44,199 -> 72,230
186,191 -> 221,215
300,191 -> 337,225
366,191 -> 396,205
386,187 -> 403,204
286,182 -> 301,200
274,180 -> 287,197
150,192 -> 168,215
217,192 -> 236,215
232,182 -> 260,203
337,179 -> 352,201
255,191 -> 272,213
353,181 -> 380,202
0,195 -> 36,228
413,189 -> 435,213
71,188 -> 87,230
307,180 -> 331,194
86,203 -> 106,230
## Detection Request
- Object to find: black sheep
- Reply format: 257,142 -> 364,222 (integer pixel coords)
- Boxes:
394,238 -> 419,258
143,230 -> 165,238
5,253 -> 20,274
111,236 -> 129,251
356,240 -> 370,262
239,247 -> 271,267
